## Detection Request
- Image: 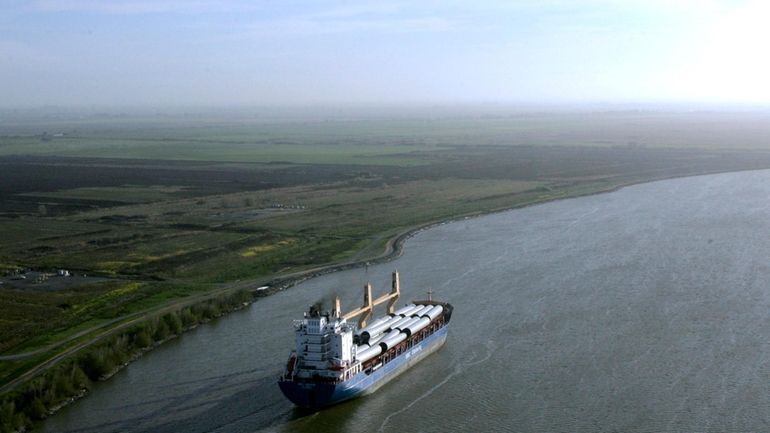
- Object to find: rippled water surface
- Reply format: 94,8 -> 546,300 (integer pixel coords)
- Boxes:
42,170 -> 770,432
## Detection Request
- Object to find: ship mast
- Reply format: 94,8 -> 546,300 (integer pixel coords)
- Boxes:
339,271 -> 401,328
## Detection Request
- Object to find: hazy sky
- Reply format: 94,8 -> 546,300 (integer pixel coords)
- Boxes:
2,0 -> 769,107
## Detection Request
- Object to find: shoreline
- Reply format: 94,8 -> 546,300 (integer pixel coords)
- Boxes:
0,299 -> 255,432
263,167 -> 764,294
7,166 -> 769,431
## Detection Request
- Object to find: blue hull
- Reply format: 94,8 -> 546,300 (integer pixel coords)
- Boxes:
279,325 -> 448,408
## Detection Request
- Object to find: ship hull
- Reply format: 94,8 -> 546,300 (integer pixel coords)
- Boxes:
279,325 -> 448,408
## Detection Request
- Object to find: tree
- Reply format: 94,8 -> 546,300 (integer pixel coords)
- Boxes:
180,307 -> 198,327
163,312 -> 182,335
80,349 -> 114,380
153,318 -> 170,341
133,327 -> 153,348
0,400 -> 28,433
29,398 -> 47,420
71,364 -> 90,390
53,369 -> 75,396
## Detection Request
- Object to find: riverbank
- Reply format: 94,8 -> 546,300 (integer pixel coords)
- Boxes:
262,166 -> 759,294
3,166 -> 770,433
37,167 -> 770,433
0,290 -> 254,433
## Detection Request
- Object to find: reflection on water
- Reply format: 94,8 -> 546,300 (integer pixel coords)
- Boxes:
42,170 -> 770,432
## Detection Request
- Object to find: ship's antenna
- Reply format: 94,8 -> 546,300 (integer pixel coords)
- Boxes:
427,288 -> 433,302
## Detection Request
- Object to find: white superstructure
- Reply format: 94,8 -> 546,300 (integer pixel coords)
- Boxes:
292,305 -> 358,380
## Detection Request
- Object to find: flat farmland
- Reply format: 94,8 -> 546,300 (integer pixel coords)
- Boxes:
3,110 -> 770,390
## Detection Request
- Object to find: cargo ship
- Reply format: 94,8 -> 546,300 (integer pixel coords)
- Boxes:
278,271 -> 453,408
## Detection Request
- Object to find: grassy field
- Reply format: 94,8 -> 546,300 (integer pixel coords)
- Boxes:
6,111 -> 770,152
20,185 -> 190,204
3,110 -> 770,407
0,137 -> 435,165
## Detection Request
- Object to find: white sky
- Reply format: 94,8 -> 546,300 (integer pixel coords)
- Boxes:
1,0 -> 769,107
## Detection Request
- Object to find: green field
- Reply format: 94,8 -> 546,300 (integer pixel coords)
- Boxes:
6,111 -> 770,154
21,185 -> 189,204
3,110 -> 770,428
0,136 -> 436,165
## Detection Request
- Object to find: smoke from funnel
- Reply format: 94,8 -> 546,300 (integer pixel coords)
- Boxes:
312,289 -> 341,313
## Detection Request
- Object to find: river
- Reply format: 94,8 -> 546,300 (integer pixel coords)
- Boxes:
41,170 -> 770,432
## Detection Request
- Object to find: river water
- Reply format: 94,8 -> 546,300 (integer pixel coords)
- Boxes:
41,170 -> 770,433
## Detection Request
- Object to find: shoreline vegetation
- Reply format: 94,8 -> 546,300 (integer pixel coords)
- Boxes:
0,168 -> 752,433
0,290 -> 252,433
0,171 -> 610,433
0,167 -> 756,433
265,167 -> 756,292
5,112 -> 770,432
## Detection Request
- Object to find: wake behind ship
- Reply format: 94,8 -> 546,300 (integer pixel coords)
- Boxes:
278,271 -> 453,408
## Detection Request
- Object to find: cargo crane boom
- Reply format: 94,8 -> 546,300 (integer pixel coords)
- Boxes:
339,271 -> 401,328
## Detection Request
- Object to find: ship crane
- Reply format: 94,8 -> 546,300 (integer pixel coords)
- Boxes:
336,271 -> 401,328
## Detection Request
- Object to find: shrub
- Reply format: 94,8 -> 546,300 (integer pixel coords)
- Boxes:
153,318 -> 170,341
133,327 -> 153,348
53,369 -> 75,396
180,307 -> 197,328
0,399 -> 28,433
163,312 -> 182,335
70,364 -> 90,390
80,349 -> 114,380
29,398 -> 47,420
202,303 -> 220,319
